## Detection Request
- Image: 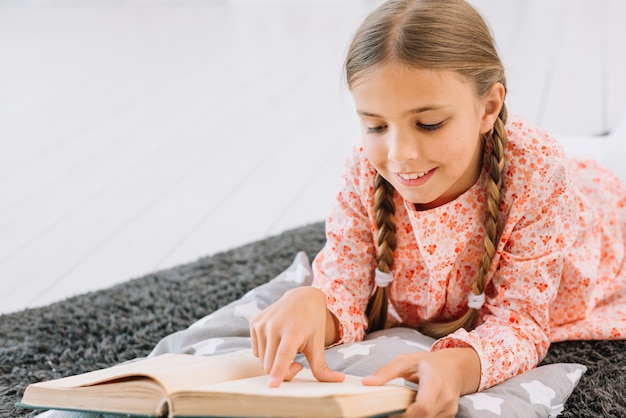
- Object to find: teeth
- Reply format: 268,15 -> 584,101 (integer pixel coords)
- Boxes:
399,171 -> 428,180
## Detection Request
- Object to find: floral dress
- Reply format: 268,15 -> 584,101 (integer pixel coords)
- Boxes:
312,116 -> 626,390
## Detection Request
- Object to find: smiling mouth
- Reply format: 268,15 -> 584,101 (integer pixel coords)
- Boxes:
397,170 -> 431,180
394,167 -> 437,186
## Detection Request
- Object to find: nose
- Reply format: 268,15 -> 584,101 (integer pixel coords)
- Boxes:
387,127 -> 419,162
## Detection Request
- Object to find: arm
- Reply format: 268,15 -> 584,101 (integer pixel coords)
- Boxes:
363,129 -> 579,417
435,148 -> 579,390
312,145 -> 379,344
250,146 -> 378,384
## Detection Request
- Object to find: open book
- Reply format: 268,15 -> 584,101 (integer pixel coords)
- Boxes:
18,349 -> 416,418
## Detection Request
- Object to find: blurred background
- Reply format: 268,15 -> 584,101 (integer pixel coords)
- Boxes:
1,0 -> 625,314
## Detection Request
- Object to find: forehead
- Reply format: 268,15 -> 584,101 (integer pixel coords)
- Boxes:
350,63 -> 476,111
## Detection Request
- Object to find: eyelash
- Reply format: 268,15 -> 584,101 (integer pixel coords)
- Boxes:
366,125 -> 387,134
366,122 -> 444,134
418,122 -> 444,131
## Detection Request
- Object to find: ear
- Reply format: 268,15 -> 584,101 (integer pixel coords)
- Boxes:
479,82 -> 505,134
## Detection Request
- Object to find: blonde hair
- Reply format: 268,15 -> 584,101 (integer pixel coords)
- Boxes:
347,0 -> 508,338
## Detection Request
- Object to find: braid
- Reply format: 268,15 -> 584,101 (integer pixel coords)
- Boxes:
366,173 -> 397,332
420,107 -> 508,339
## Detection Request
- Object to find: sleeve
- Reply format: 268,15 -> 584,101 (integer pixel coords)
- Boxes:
432,148 -> 579,391
311,146 -> 378,345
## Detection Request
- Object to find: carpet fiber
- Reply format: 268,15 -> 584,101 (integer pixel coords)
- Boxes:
1,222 -> 625,417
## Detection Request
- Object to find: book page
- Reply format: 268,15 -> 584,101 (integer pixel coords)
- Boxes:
33,350 -> 264,394
186,368 -> 412,397
170,369 -> 416,418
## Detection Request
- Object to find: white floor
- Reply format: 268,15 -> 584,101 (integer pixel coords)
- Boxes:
1,0 -> 625,315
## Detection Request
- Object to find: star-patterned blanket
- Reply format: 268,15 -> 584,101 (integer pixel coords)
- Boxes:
148,252 -> 586,418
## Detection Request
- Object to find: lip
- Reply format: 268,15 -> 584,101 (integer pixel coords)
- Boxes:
394,168 -> 437,186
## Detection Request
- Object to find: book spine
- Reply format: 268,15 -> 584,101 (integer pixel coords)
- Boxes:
158,397 -> 171,418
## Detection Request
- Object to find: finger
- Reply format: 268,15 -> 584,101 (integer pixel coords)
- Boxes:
402,387 -> 440,418
268,343 -> 299,387
249,325 -> 259,358
257,331 -> 268,368
304,346 -> 345,383
404,365 -> 449,418
282,361 -> 304,382
362,355 -> 416,386
262,333 -> 280,375
411,373 -> 441,414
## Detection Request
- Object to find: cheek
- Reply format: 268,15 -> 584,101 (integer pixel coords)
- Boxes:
440,127 -> 480,158
441,136 -> 483,177
362,138 -> 387,167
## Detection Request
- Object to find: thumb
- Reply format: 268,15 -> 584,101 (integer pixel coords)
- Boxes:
362,360 -> 406,386
304,346 -> 345,383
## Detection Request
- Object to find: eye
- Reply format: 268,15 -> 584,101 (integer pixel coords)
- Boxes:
366,125 -> 387,134
417,122 -> 444,131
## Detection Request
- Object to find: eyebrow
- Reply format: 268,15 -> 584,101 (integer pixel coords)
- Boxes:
357,105 -> 448,118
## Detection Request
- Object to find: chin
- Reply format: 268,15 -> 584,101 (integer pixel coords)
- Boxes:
401,191 -> 447,210
400,194 -> 436,208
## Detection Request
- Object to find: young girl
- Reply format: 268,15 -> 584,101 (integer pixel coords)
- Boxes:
250,0 -> 626,416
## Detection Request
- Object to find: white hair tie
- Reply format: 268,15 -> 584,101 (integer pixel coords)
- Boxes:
468,292 -> 485,309
374,268 -> 393,288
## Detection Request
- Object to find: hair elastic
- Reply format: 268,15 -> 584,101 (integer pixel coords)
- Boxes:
468,292 -> 486,309
374,268 -> 393,288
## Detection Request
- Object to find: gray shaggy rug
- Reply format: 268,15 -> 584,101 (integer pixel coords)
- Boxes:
1,222 -> 625,417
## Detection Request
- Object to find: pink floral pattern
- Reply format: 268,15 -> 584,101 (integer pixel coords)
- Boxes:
312,116 -> 626,390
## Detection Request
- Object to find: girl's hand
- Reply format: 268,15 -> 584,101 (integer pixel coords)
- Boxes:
362,347 -> 481,418
249,286 -> 345,387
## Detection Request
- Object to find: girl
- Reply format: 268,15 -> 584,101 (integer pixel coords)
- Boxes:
250,0 -> 626,416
